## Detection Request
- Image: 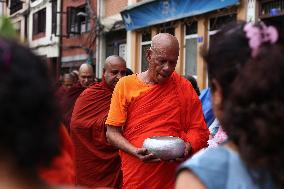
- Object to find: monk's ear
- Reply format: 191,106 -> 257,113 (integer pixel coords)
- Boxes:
146,48 -> 152,62
103,68 -> 106,75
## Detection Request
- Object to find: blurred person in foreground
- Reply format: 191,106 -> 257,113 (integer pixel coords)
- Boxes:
176,22 -> 283,189
0,38 -> 75,189
71,55 -> 127,188
105,33 -> 209,189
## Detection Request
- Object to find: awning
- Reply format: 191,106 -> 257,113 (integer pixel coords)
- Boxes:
121,0 -> 240,31
101,14 -> 125,32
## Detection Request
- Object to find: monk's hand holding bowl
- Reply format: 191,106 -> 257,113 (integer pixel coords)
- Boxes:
135,147 -> 161,162
172,142 -> 191,162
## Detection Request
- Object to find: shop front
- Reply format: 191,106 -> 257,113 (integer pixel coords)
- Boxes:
121,0 -> 246,88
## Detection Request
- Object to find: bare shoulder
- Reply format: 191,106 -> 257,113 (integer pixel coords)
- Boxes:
175,170 -> 206,189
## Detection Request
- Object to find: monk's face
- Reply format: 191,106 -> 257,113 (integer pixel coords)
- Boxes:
79,69 -> 94,88
62,77 -> 73,89
104,59 -> 127,89
147,46 -> 178,84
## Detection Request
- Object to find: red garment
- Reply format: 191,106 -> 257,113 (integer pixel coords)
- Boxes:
70,81 -> 122,188
55,85 -> 68,104
111,72 -> 209,189
40,124 -> 75,185
60,82 -> 85,132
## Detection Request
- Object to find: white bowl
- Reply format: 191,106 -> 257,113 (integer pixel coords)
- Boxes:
142,136 -> 186,160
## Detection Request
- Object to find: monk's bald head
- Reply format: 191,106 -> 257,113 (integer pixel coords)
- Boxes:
104,55 -> 126,70
146,33 -> 180,84
103,55 -> 127,89
79,63 -> 94,74
78,63 -> 94,88
151,33 -> 179,55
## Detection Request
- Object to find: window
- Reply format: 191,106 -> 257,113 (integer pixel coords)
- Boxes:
209,14 -> 236,31
184,22 -> 198,77
105,30 -> 127,59
140,31 -> 151,72
209,14 -> 237,42
33,8 -> 46,35
207,13 -> 237,86
67,5 -> 90,35
9,0 -> 23,15
158,22 -> 175,35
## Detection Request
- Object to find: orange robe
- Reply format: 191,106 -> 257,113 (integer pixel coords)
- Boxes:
70,81 -> 122,188
106,72 -> 209,189
40,124 -> 75,185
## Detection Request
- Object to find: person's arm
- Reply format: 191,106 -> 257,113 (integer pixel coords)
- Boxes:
106,125 -> 160,162
175,170 -> 206,189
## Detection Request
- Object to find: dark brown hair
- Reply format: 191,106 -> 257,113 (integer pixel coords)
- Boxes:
0,38 -> 61,173
203,21 -> 251,105
223,43 -> 284,188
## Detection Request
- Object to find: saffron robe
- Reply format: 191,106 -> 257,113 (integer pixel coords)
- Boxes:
40,124 -> 75,185
106,72 -> 209,189
70,81 -> 122,188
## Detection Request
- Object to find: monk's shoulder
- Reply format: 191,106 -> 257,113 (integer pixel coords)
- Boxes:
79,82 -> 103,97
172,72 -> 198,99
115,74 -> 139,90
173,72 -> 192,88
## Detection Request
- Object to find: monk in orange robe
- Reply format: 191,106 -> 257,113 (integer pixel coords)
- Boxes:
106,33 -> 209,189
39,124 -> 75,185
70,55 -> 127,188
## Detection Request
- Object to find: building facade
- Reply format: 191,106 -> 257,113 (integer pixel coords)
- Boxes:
28,0 -> 61,78
96,0 -> 128,77
6,0 -> 61,78
7,0 -> 29,41
60,0 -> 97,73
5,0 -> 284,83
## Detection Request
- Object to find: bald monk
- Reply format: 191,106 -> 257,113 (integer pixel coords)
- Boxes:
61,63 -> 95,132
70,55 -> 127,188
78,64 -> 95,88
106,33 -> 209,189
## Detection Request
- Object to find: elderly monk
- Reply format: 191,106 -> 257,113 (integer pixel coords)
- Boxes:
61,64 -> 94,132
105,33 -> 209,189
78,64 -> 95,88
70,55 -> 127,188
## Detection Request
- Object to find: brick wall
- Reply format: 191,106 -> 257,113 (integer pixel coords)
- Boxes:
104,0 -> 127,17
61,0 -> 96,60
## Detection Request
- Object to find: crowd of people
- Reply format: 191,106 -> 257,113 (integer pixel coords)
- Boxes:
0,19 -> 283,189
